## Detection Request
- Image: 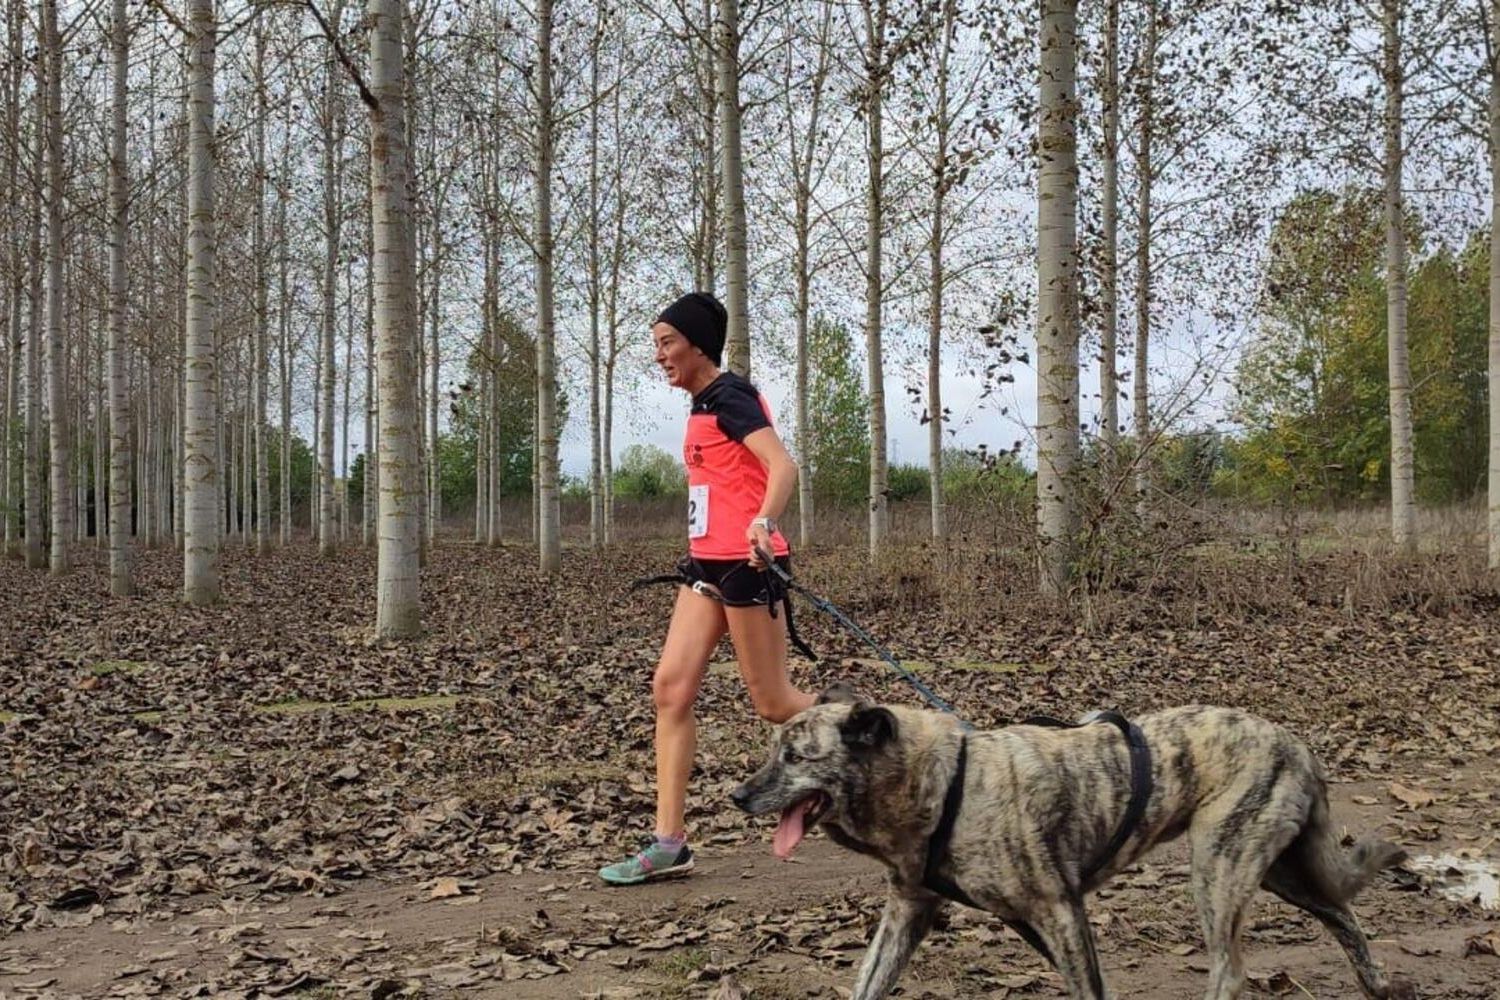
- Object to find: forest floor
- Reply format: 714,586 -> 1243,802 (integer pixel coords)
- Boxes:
1,537 -> 1498,998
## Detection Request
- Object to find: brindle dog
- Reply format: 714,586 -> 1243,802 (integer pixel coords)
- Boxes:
731,691 -> 1412,1000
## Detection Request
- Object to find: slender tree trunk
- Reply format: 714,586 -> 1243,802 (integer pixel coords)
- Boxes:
427,227 -> 440,542
183,0 -> 219,604
535,0 -> 561,574
23,79 -> 44,571
43,0 -> 70,574
603,53 -> 626,545
143,368 -> 156,545
695,0 -> 718,291
789,5 -> 830,550
342,257 -> 354,544
107,0 -> 132,594
862,0 -> 889,559
587,17 -> 604,547
1490,0 -> 1500,570
1099,0 -> 1119,459
1132,0 -> 1155,516
717,0 -> 750,376
928,0 -> 955,544
1,0 -> 18,555
370,0 -> 422,637
278,177 -> 291,546
253,19 -> 269,554
2,293 -> 15,553
320,23 -> 344,557
1383,0 -> 1415,551
364,178 -> 376,545
1036,0 -> 1081,598
794,207 -> 813,549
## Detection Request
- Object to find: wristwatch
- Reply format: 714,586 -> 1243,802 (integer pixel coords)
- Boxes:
751,516 -> 778,535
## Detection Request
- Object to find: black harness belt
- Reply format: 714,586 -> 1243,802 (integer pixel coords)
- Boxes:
920,711 -> 1155,965
630,561 -> 818,662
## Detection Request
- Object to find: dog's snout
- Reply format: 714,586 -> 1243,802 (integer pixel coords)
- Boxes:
730,783 -> 753,811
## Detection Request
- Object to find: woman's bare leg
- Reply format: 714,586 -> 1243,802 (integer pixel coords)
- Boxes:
653,586 -> 727,836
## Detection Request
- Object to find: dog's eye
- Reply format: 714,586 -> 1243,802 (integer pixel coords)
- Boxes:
782,748 -> 803,764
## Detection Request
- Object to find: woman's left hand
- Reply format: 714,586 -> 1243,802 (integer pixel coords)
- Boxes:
747,521 -> 774,568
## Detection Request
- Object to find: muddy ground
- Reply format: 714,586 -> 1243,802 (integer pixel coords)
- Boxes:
1,540 -> 1497,998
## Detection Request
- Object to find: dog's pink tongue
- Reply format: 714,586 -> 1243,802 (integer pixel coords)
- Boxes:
773,798 -> 814,859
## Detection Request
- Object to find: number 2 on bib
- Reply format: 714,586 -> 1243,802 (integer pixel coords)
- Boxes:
688,484 -> 709,539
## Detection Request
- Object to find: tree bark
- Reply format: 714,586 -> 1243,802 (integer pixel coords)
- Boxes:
587,13 -> 604,547
862,0 -> 889,560
1132,0 -> 1155,517
107,0 -> 132,594
1,0 -> 18,556
1383,0 -> 1415,551
320,11 -> 345,556
717,0 -> 750,376
369,0 -> 422,636
535,0 -> 561,574
1490,0 -> 1500,570
1099,0 -> 1119,459
23,69 -> 43,571
927,0 -> 955,543
1036,0 -> 1081,599
43,0 -> 70,575
254,16 -> 269,554
183,0 -> 219,604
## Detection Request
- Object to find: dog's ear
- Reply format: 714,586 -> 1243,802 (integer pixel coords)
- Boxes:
840,704 -> 897,752
816,681 -> 863,706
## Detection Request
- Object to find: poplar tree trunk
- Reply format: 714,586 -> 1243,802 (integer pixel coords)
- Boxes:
587,17 -> 604,547
789,4 -> 830,550
183,0 -> 219,604
254,19 -> 269,554
44,0 -> 70,575
1099,0 -> 1119,459
320,21 -> 344,556
717,0 -> 750,376
862,0 -> 889,560
1383,0 -> 1415,552
927,0 -> 955,544
24,81 -> 44,571
364,180 -> 376,546
1,0 -> 18,556
1036,0 -> 1081,598
369,0 -> 422,637
1490,0 -> 1500,571
1132,1 -> 1155,516
107,0 -> 132,594
534,0 -> 561,574
278,173 -> 291,546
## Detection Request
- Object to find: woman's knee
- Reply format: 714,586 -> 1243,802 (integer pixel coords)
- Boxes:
653,661 -> 701,716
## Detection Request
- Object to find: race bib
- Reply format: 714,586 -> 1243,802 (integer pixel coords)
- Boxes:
688,484 -> 709,539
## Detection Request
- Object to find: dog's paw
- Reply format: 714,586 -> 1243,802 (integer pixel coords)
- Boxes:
1383,975 -> 1418,1000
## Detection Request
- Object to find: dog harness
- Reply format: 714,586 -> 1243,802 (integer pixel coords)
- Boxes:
921,711 -> 1154,964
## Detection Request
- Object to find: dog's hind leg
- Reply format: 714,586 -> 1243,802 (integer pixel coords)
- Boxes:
1262,842 -> 1412,999
1029,898 -> 1109,999
1188,779 -> 1306,999
849,891 -> 942,1000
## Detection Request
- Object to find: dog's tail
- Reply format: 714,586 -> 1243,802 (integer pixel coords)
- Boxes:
1302,792 -> 1407,903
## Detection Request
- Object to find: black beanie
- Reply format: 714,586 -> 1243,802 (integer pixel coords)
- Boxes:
656,291 -> 727,367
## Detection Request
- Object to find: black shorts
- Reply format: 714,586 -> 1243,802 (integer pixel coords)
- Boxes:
679,555 -> 792,607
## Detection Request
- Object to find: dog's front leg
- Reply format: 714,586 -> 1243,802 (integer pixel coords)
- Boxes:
850,892 -> 943,1000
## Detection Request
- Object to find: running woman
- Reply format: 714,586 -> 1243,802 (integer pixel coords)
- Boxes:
599,291 -> 816,885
